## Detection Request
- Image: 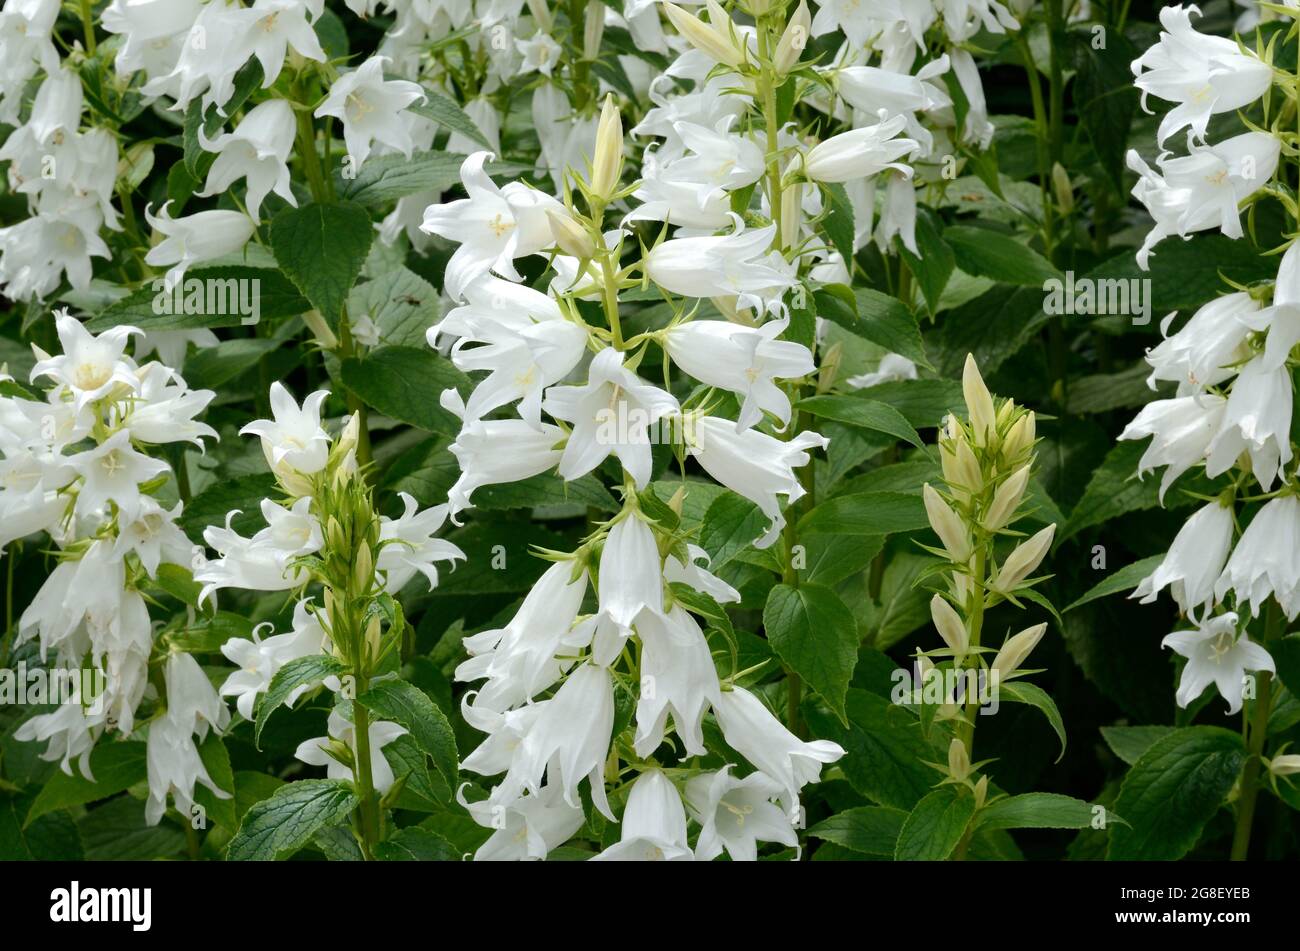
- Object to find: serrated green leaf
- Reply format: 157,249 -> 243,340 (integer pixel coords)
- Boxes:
255,655 -> 349,745
270,202 -> 375,325
228,779 -> 359,861
357,678 -> 458,793
894,785 -> 976,860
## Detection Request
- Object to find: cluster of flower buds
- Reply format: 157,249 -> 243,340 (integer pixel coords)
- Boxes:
919,355 -> 1053,764
1120,4 -> 1294,714
2,312 -> 216,797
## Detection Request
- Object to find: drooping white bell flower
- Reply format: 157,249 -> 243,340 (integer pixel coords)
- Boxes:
802,112 -> 919,184
101,0 -> 204,79
495,662 -> 616,819
444,413 -> 565,520
1215,495 -> 1300,620
663,543 -> 741,604
0,210 -> 112,298
1132,4 -> 1272,146
456,559 -> 589,712
591,769 -> 694,861
244,0 -> 327,88
294,709 -> 409,794
198,98 -> 298,219
1132,500 -> 1234,613
461,783 -> 586,861
219,601 -> 328,719
1126,131 -> 1281,270
460,702 -> 547,777
29,310 -> 141,411
687,766 -> 798,861
376,492 -> 465,592
713,686 -> 845,812
195,496 -> 323,605
26,66 -> 82,145
145,714 -> 231,825
419,151 -> 567,300
429,274 -> 564,346
542,347 -> 680,488
1204,355 -> 1294,491
663,119 -> 767,194
314,55 -> 425,168
18,540 -> 123,663
113,496 -> 192,578
239,382 -> 331,478
63,429 -> 170,521
1250,240 -> 1300,371
162,650 -> 231,739
583,514 -> 665,667
949,49 -> 996,148
847,352 -> 918,390
120,363 -> 218,447
146,0 -> 258,113
665,317 -> 814,431
1143,292 -> 1257,393
634,606 -> 721,757
1162,611 -> 1275,714
143,202 -> 256,288
1118,393 -> 1226,501
645,217 -> 797,317
686,415 -> 827,548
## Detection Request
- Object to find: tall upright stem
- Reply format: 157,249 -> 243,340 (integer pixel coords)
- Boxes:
1230,605 -> 1280,860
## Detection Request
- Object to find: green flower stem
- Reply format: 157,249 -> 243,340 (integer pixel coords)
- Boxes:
351,677 -> 382,861
1229,604 -> 1280,860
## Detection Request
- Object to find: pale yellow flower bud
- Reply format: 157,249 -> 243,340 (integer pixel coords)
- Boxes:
1269,754 -> 1300,777
923,483 -> 973,563
993,524 -> 1055,591
588,95 -> 624,200
774,1 -> 810,75
929,594 -> 968,656
962,353 -> 996,447
302,309 -> 339,350
991,623 -> 1047,678
582,0 -> 605,60
354,541 -> 373,594
663,1 -> 744,68
1052,162 -> 1074,215
984,464 -> 1031,531
948,738 -> 971,782
525,0 -> 552,31
1003,411 -> 1036,461
780,180 -> 802,250
548,209 -> 596,259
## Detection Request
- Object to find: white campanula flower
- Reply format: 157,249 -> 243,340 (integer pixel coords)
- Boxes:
1144,292 -> 1257,393
1132,4 -> 1273,146
121,362 -> 218,447
30,310 -> 141,411
145,0 -> 259,113
195,496 -> 323,605
847,352 -> 918,390
834,60 -> 949,119
145,714 -> 230,825
0,210 -> 112,298
220,601 -> 328,719
687,766 -> 797,862
542,347 -> 680,489
713,686 -> 845,811
1132,500 -> 1234,614
429,274 -> 565,344
803,112 -> 918,184
1118,393 -> 1226,501
591,769 -> 694,861
1251,240 -> 1300,371
18,539 -> 123,663
457,559 -> 589,712
686,415 -> 827,548
645,218 -> 797,317
63,429 -> 169,521
663,543 -> 741,604
1215,495 -> 1300,620
240,381 -> 331,479
113,496 -> 191,578
101,0 -> 203,80
444,412 -> 565,520
376,492 -> 465,592
295,709 -> 409,794
245,0 -> 327,88
198,98 -> 298,219
315,55 -> 425,168
579,513 -> 665,667
1126,131 -> 1280,270
143,202 -> 256,288
634,606 -> 721,757
515,30 -> 562,77
419,151 -> 566,300
666,317 -> 814,431
1162,612 -> 1275,714
460,783 -> 586,861
1205,355 -> 1294,491
662,119 -> 767,195
162,650 -> 230,739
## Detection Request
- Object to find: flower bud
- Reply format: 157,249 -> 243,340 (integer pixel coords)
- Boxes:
930,594 -> 968,656
525,0 -> 552,31
548,209 -> 596,259
923,483 -> 973,563
962,353 -> 996,447
1051,162 -> 1074,215
1269,754 -> 1300,777
973,774 -> 989,810
302,309 -> 339,350
993,524 -> 1055,591
774,1 -> 810,75
991,623 -> 1047,678
364,613 -> 383,665
947,738 -> 971,782
582,0 -> 605,60
354,541 -> 373,593
712,295 -> 757,326
780,181 -> 802,250
984,464 -> 1030,531
1003,411 -> 1036,462
663,1 -> 744,68
817,341 -> 842,394
589,95 -> 624,200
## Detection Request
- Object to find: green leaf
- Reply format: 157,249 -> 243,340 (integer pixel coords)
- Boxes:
1064,554 -> 1165,613
270,202 -> 375,325
193,733 -> 237,832
25,741 -> 147,827
943,225 -> 1060,285
85,266 -> 308,331
999,681 -> 1067,761
228,779 -> 359,861
977,792 -> 1116,831
410,88 -> 490,148
357,678 -> 459,793
340,345 -> 469,435
78,797 -> 185,861
1271,634 -> 1300,697
822,182 -> 856,264
896,208 -> 953,316
893,786 -> 977,861
348,267 -> 440,348
1060,440 -> 1208,543
700,491 -> 768,568
815,287 -> 931,369
168,611 -> 253,654
796,395 -> 924,449
763,583 -> 859,723
803,689 -> 938,810
807,805 -> 906,856
338,150 -> 467,205
798,491 -> 929,536
801,533 -> 884,587
374,826 -> 460,861
178,473 -> 277,545
254,655 -> 349,746
183,338 -> 282,389
1100,725 -> 1176,766
1108,726 -> 1246,860
2,794 -> 84,859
